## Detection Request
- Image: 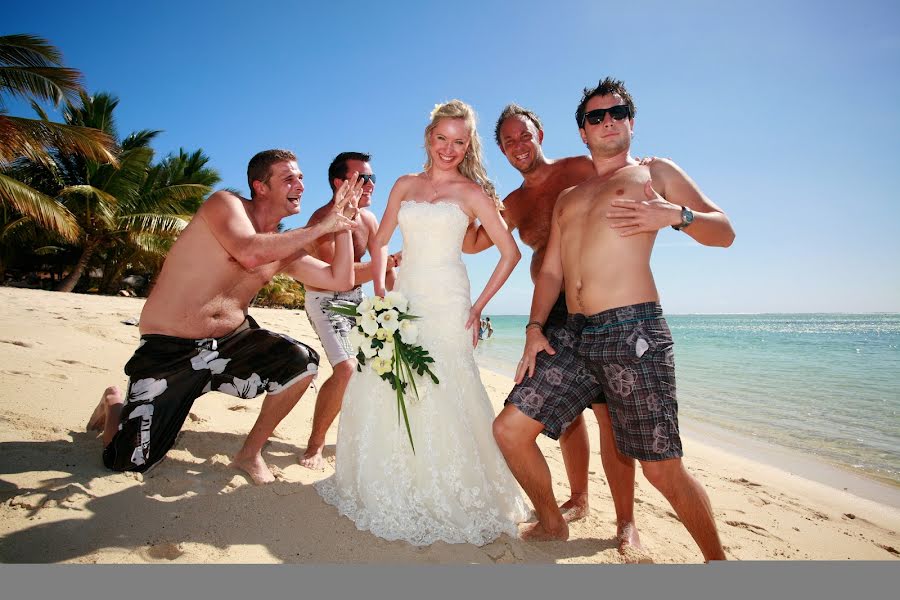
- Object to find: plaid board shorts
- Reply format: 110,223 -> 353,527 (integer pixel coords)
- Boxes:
578,302 -> 683,462
304,286 -> 364,366
103,315 -> 319,473
505,294 -> 604,440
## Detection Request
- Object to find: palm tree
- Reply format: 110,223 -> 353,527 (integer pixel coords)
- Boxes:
13,92 -> 217,292
0,34 -> 116,241
96,148 -> 220,293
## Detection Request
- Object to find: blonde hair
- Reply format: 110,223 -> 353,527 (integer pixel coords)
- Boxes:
423,99 -> 501,209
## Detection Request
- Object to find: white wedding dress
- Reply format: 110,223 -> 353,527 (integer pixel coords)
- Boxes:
315,200 -> 529,546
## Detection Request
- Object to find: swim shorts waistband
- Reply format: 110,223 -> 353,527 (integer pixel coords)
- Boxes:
567,302 -> 664,333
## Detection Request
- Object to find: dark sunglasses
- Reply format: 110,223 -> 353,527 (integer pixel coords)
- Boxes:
356,173 -> 376,184
581,105 -> 631,126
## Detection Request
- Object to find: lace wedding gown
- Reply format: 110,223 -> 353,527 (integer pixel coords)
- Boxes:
315,200 -> 529,546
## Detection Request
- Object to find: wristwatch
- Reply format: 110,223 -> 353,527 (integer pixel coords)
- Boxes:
672,206 -> 694,231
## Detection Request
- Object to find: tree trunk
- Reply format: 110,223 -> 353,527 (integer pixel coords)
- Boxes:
55,244 -> 96,292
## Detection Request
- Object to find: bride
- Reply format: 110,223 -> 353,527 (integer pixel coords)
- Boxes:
315,100 -> 530,546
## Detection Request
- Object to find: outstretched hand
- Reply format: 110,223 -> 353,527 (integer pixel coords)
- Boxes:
319,173 -> 364,234
605,179 -> 680,237
335,171 -> 364,219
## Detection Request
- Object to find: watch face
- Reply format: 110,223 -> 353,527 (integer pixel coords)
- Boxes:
683,207 -> 694,225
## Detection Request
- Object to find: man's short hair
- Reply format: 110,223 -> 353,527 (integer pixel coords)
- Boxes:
247,149 -> 297,198
494,104 -> 543,147
575,77 -> 636,129
327,151 -> 372,192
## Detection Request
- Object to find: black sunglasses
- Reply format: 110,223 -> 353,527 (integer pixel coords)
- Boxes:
581,105 -> 631,126
356,173 -> 376,184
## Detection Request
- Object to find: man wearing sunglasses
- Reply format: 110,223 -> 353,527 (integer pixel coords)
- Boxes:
300,152 -> 399,470
516,77 -> 735,561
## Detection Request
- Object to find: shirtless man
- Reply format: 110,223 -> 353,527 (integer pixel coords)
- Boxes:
88,149 -> 360,484
517,78 -> 734,561
299,152 -> 399,469
462,105 -> 596,529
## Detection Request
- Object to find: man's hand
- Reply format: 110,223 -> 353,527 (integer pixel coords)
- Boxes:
514,328 -> 556,383
335,172 -> 364,220
606,179 -> 680,237
388,251 -> 403,269
318,174 -> 364,234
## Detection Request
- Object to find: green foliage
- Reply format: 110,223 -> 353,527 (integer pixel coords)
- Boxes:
253,275 -> 306,310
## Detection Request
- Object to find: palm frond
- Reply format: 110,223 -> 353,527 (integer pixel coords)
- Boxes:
0,34 -> 64,66
121,212 -> 190,235
57,184 -> 119,229
29,99 -> 49,121
0,172 -> 80,241
100,146 -> 152,201
0,35 -> 82,106
0,115 -> 117,165
0,66 -> 83,107
121,129 -> 161,151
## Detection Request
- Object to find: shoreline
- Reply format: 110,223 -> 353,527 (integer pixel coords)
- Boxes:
474,361 -> 900,508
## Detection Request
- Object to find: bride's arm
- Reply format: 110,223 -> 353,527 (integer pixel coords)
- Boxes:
465,192 -> 522,346
371,176 -> 411,297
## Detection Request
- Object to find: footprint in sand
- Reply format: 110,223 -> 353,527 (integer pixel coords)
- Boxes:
725,520 -> 781,540
187,412 -> 207,423
228,404 -> 252,412
144,542 -> 185,561
877,544 -> 899,557
0,339 -> 33,348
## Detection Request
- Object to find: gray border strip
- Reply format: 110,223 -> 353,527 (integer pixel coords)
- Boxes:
2,563 -> 898,600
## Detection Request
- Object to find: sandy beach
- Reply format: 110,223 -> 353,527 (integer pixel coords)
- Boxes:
1,286 -> 898,564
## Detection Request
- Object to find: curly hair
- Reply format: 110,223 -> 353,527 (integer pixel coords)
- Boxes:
575,77 -> 636,128
423,99 -> 501,209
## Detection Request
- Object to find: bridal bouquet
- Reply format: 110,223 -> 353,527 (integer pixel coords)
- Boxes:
328,291 -> 439,453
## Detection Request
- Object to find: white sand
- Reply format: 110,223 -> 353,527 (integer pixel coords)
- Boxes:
1,287 -> 898,563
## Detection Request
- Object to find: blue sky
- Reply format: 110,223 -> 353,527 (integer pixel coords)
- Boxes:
7,0 -> 900,314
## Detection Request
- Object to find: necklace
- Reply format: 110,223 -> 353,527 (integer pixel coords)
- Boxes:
423,170 -> 439,201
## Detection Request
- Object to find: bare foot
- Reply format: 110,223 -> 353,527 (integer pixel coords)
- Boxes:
560,496 -> 590,523
230,452 -> 276,485
520,520 -> 569,542
617,521 -> 649,562
299,445 -> 326,470
88,386 -> 122,432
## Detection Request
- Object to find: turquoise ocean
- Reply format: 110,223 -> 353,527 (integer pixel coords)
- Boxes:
474,313 -> 900,487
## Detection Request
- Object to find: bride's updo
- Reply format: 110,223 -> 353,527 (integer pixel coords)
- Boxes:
423,100 -> 501,210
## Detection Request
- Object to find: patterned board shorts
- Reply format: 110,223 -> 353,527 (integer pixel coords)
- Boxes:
578,302 -> 683,462
304,286 -> 364,366
505,294 -> 604,440
103,315 -> 319,473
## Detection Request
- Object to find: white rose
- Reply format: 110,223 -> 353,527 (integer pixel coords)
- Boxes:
399,320 -> 418,344
385,291 -> 408,313
377,309 -> 400,333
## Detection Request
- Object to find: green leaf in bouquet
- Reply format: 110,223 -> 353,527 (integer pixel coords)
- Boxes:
326,300 -> 362,317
